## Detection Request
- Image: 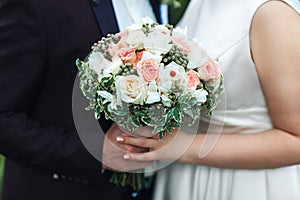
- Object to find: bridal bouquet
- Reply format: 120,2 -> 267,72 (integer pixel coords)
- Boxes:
76,18 -> 223,192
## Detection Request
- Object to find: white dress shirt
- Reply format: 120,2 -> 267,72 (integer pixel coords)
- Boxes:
112,0 -> 158,30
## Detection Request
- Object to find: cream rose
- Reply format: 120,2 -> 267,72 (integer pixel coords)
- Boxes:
137,59 -> 160,83
115,75 -> 146,105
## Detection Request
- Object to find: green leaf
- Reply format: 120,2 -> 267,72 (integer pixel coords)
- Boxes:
166,125 -> 173,133
178,94 -> 188,103
135,111 -> 148,118
158,131 -> 167,140
141,117 -> 152,126
183,107 -> 192,116
95,106 -> 101,119
171,122 -> 181,129
173,107 -> 181,123
112,108 -> 128,116
165,108 -> 174,123
153,126 -> 165,133
75,59 -> 83,70
127,117 -> 139,132
100,75 -> 115,90
187,97 -> 197,106
131,115 -> 141,127
85,104 -> 95,111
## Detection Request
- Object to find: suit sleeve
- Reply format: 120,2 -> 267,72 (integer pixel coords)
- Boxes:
0,0 -> 105,184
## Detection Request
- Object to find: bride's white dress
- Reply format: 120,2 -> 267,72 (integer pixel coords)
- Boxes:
153,0 -> 300,200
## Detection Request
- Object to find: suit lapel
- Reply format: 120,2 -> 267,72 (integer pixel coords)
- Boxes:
149,0 -> 162,23
90,0 -> 119,35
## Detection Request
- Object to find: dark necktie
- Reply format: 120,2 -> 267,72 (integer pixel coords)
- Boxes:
169,0 -> 190,26
90,0 -> 119,35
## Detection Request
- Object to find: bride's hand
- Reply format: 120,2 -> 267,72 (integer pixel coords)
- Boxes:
102,123 -> 153,171
116,129 -> 196,162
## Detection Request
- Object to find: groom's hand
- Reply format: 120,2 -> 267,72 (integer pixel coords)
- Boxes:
102,122 -> 152,172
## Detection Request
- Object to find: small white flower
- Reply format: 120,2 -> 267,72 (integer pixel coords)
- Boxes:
146,92 -> 160,104
103,58 -> 123,75
109,96 -> 118,110
146,81 -> 160,104
97,91 -> 113,101
159,62 -> 187,92
194,89 -> 208,103
97,90 -> 114,105
148,80 -> 158,92
161,94 -> 172,107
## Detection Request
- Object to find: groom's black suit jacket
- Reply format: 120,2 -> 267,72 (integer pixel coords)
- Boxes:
0,0 -> 160,199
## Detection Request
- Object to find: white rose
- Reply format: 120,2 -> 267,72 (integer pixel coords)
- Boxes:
187,40 -> 209,68
126,17 -> 155,31
126,29 -> 146,50
140,51 -> 162,62
88,51 -> 109,76
127,23 -> 142,31
144,25 -> 172,54
103,58 -> 123,75
173,26 -> 188,36
141,17 -> 155,25
115,75 -> 146,105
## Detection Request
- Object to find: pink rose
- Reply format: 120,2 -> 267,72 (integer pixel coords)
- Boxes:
186,70 -> 200,89
118,48 -> 136,63
108,30 -> 129,57
198,58 -> 221,81
137,60 -> 160,82
171,36 -> 191,55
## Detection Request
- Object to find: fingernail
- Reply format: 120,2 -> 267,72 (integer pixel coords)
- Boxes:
116,136 -> 124,142
123,154 -> 130,159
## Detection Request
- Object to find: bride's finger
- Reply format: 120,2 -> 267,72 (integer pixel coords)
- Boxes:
123,151 -> 157,162
116,136 -> 158,148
